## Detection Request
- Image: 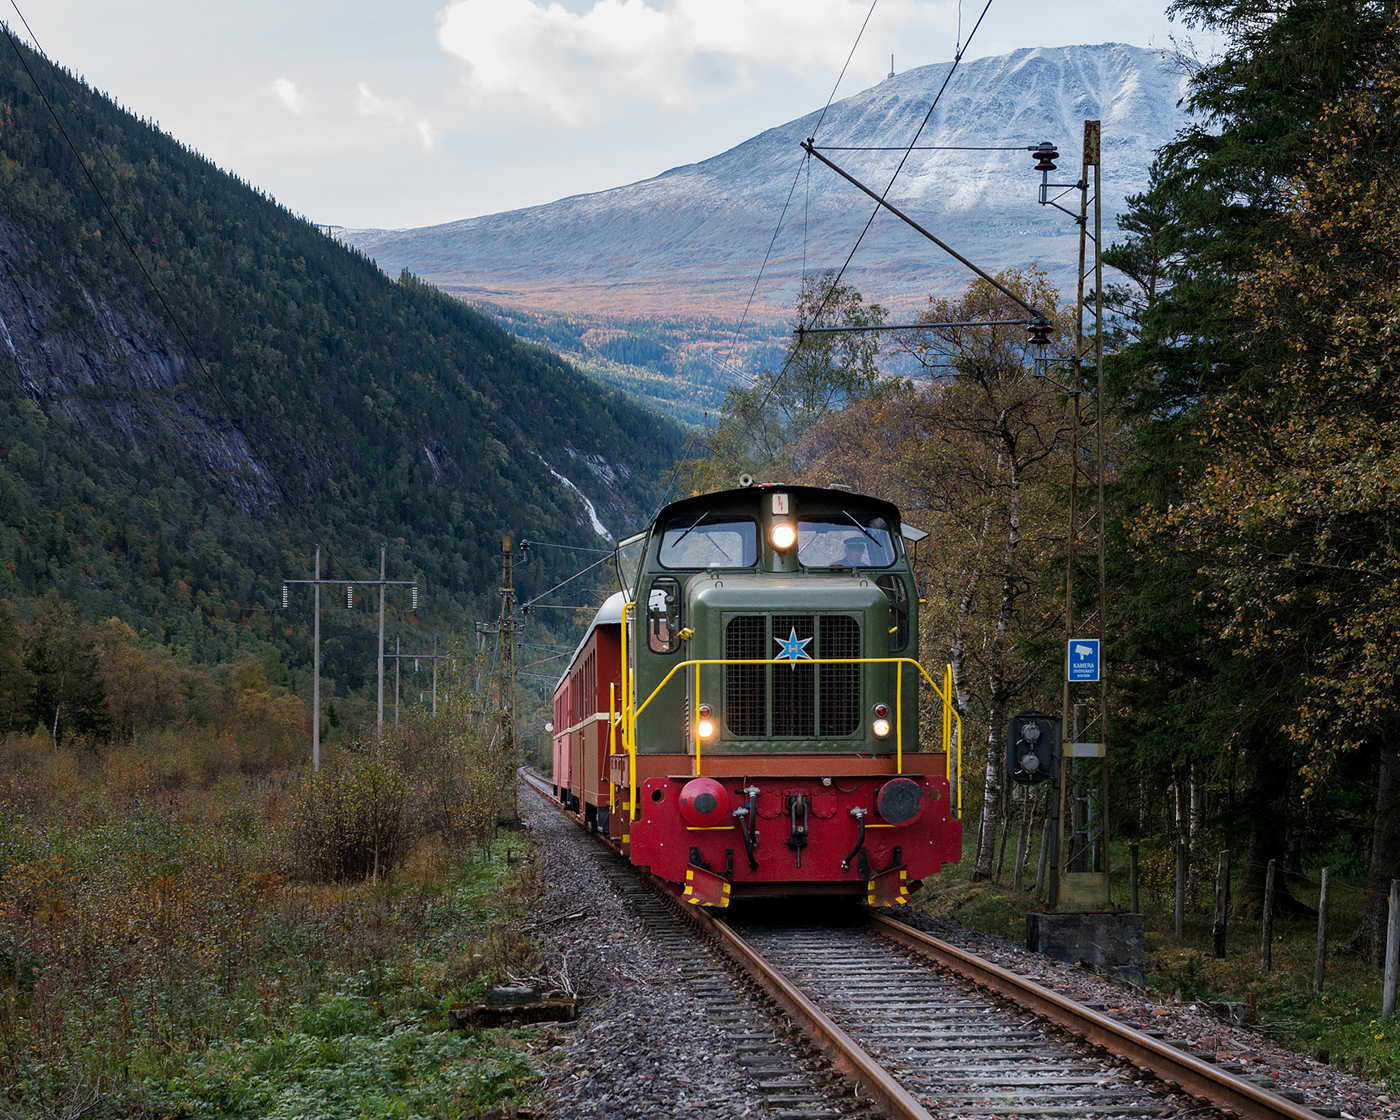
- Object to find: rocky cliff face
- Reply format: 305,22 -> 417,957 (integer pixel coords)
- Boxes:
340,43 -> 1191,320
0,216 -> 279,512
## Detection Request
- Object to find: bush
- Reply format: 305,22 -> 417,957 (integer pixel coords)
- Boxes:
292,758 -> 406,882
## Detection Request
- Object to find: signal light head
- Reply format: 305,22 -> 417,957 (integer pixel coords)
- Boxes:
771,522 -> 797,550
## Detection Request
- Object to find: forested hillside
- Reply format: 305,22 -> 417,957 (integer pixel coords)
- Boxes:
0,34 -> 682,715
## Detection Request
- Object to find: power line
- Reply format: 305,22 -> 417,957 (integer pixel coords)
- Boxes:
522,551 -> 613,609
812,144 -> 1038,151
747,0 -> 999,421
653,0 -> 881,511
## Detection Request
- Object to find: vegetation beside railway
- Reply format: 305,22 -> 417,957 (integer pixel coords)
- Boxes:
0,660 -> 545,1118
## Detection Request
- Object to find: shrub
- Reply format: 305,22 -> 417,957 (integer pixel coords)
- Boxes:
292,758 -> 406,882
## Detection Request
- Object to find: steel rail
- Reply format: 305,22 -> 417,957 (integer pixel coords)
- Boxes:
681,906 -> 936,1120
521,770 -> 1323,1120
867,912 -> 1321,1120
520,769 -> 930,1119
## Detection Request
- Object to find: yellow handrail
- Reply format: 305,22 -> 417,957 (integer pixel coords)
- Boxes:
620,601 -> 636,818
623,655 -> 963,814
608,682 -> 616,813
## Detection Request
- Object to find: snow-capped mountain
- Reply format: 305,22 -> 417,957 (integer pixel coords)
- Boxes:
341,44 -> 1190,320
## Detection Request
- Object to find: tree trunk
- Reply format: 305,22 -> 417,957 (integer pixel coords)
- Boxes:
1361,723 -> 1400,966
974,688 -> 1006,878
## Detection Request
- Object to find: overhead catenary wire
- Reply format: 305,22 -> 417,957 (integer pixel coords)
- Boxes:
747,0 -> 999,422
651,0 -> 881,513
812,144 -> 1038,151
522,552 -> 614,609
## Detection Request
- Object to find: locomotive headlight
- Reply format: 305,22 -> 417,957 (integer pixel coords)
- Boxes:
696,704 -> 716,740
771,522 -> 797,550
872,703 -> 891,739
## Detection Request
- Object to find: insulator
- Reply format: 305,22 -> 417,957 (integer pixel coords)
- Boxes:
346,583 -> 354,609
411,585 -> 418,610
1032,142 -> 1059,172
414,658 -> 420,673
1027,319 -> 1054,346
282,585 -> 288,609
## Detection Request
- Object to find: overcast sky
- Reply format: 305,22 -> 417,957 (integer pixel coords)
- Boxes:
12,1 -> 1198,231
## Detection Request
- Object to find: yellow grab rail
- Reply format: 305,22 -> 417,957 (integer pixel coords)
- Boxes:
622,656 -> 962,813
620,601 -> 637,818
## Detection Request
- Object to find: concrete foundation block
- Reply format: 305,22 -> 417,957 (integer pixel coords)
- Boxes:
1026,910 -> 1145,987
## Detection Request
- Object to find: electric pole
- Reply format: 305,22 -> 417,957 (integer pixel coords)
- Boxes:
500,535 -> 516,758
1037,120 -> 1109,912
283,547 -> 329,770
385,637 -> 446,717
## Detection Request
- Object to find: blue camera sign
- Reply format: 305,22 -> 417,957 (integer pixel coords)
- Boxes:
1067,638 -> 1100,682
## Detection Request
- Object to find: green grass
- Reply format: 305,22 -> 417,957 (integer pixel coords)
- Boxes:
912,825 -> 1400,1089
1,801 -> 547,1119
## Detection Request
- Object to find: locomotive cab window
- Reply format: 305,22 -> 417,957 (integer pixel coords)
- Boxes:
647,577 -> 680,653
877,575 -> 909,652
798,516 -> 896,568
659,515 -> 758,569
615,531 -> 647,593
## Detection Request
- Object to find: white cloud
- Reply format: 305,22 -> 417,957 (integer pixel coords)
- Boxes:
435,0 -> 945,123
354,82 -> 436,151
270,77 -> 305,114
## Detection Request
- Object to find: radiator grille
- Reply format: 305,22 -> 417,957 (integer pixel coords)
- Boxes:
725,615 -> 766,737
771,614 -> 814,737
819,615 -> 861,735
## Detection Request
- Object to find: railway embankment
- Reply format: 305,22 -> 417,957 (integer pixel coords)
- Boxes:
521,774 -> 1395,1120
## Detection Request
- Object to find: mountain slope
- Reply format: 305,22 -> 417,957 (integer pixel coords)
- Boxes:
0,37 -> 682,676
340,43 -> 1190,321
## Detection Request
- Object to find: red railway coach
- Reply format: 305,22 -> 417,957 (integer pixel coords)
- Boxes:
552,483 -> 963,907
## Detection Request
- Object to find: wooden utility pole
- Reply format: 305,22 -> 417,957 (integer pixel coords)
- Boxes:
499,535 -> 516,758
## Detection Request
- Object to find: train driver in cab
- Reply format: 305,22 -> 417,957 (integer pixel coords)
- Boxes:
843,536 -> 868,567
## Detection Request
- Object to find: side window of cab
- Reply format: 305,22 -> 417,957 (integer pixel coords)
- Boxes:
877,575 -> 909,653
647,577 -> 680,653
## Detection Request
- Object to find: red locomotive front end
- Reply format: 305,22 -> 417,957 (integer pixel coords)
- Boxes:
552,484 -> 963,906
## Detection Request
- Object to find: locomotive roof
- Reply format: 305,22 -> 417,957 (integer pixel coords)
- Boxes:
652,484 -> 903,529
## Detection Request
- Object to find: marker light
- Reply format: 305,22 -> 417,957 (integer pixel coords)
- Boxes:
872,718 -> 891,739
697,703 -> 716,740
771,522 -> 797,550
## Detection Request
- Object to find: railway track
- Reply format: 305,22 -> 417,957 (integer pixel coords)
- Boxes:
521,769 -> 1326,1120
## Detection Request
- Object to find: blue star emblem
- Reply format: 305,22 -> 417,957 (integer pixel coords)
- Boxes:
774,627 -> 813,665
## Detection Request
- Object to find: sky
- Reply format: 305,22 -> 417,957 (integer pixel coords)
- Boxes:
10,0 -> 1199,231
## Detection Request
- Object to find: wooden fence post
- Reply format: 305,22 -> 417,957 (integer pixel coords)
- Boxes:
1212,849 -> 1230,958
1175,842 -> 1186,941
1129,843 -> 1140,913
1013,813 -> 1030,892
1261,859 -> 1276,972
1313,867 -> 1330,994
1034,817 -> 1051,899
1383,878 -> 1399,1019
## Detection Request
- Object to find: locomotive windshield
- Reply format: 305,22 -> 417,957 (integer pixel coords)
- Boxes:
659,515 -> 758,569
798,516 -> 896,567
